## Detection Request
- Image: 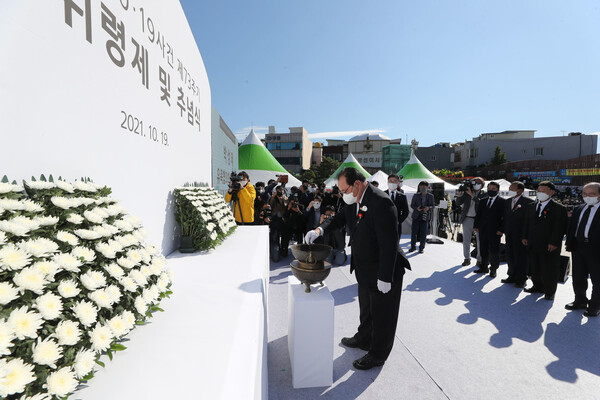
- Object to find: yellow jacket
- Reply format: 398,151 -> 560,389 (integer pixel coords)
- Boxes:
225,183 -> 256,223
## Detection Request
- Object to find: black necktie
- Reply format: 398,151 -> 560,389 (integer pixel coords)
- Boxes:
488,198 -> 492,208
536,202 -> 541,216
577,206 -> 592,242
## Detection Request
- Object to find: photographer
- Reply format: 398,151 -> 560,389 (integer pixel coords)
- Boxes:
254,181 -> 267,218
305,195 -> 324,234
455,176 -> 486,267
410,181 -> 435,253
255,203 -> 272,226
268,186 -> 288,260
322,185 -> 344,213
224,171 -> 256,225
298,180 -> 314,209
280,194 -> 306,257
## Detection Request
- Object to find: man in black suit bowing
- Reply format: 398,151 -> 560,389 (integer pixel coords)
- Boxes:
522,181 -> 568,300
305,167 -> 409,370
565,182 -> 600,317
502,181 -> 534,287
384,174 -> 409,233
473,182 -> 506,277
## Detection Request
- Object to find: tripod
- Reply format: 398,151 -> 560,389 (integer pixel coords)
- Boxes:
229,189 -> 245,225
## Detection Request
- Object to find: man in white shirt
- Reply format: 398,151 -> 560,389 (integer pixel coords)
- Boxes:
565,182 -> 600,316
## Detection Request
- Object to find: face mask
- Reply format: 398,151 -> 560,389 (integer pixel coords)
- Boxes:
240,180 -> 248,187
313,202 -> 321,209
419,187 -> 427,193
342,187 -> 357,205
487,190 -> 498,197
258,188 -> 265,194
474,184 -> 482,190
507,190 -> 517,197
388,183 -> 398,191
398,182 -> 403,187
536,192 -> 550,202
584,196 -> 600,206
276,192 -> 282,197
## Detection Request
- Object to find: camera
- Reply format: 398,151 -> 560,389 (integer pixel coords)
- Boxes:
332,186 -> 340,195
230,172 -> 242,192
458,180 -> 474,193
262,205 -> 272,218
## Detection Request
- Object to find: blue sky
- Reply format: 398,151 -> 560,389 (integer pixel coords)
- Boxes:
180,0 -> 600,146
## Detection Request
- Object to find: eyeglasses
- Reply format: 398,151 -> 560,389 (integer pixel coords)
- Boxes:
339,183 -> 353,194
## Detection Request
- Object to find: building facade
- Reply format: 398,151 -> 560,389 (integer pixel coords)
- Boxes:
346,133 -> 391,174
453,130 -> 597,170
381,144 -> 412,174
414,143 -> 454,171
264,126 -> 312,173
211,107 -> 238,195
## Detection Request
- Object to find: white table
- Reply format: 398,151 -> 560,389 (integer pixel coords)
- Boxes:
287,275 -> 334,389
75,226 -> 270,400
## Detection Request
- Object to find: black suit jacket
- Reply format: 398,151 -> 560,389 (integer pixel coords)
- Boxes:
474,195 -> 506,234
522,199 -> 567,250
565,204 -> 600,252
319,184 -> 410,288
384,189 -> 409,225
503,195 -> 534,240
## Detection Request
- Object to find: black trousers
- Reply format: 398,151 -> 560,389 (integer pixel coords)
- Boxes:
506,234 -> 528,283
479,230 -> 501,270
529,246 -> 560,296
572,243 -> 600,308
354,277 -> 403,361
411,219 -> 428,250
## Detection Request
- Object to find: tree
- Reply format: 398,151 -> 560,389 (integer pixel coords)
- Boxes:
298,169 -> 316,183
489,146 -> 507,166
314,157 -> 341,184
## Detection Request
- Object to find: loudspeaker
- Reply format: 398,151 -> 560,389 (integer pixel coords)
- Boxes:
431,182 -> 445,204
559,255 -> 571,283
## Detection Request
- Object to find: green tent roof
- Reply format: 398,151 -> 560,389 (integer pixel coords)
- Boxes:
325,153 -> 371,185
398,152 -> 439,180
238,130 -> 288,172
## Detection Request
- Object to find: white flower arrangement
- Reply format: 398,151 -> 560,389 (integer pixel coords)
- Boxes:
173,186 -> 237,251
0,177 -> 173,399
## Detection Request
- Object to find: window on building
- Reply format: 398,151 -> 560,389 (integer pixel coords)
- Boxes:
266,142 -> 301,151
534,147 -> 544,156
275,157 -> 301,165
431,155 -> 437,161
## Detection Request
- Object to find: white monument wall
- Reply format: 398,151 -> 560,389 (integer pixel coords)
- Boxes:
0,0 -> 212,254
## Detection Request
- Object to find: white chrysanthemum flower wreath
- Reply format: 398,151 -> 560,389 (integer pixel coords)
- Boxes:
0,177 -> 173,399
173,186 -> 237,251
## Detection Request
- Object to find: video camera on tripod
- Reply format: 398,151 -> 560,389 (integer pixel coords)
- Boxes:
229,172 -> 243,195
458,179 -> 475,193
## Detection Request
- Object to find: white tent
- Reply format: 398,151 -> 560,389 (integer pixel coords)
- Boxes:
238,130 -> 302,187
367,170 -> 389,185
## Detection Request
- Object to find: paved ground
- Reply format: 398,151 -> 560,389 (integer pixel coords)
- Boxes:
267,235 -> 600,400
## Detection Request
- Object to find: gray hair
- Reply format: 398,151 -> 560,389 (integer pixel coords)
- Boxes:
583,182 -> 600,193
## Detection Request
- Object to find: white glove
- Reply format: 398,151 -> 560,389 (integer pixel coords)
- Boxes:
304,229 -> 320,244
377,279 -> 391,294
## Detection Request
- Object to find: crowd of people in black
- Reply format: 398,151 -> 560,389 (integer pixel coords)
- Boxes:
454,178 -> 600,317
226,170 -> 600,318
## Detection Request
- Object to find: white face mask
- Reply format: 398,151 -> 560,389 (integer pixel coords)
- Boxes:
388,183 -> 398,191
536,192 -> 550,202
507,190 -> 517,197
583,196 -> 600,206
240,180 -> 248,187
474,184 -> 482,190
342,189 -> 357,205
313,202 -> 321,209
398,181 -> 403,187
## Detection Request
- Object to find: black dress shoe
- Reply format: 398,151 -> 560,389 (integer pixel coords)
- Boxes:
501,277 -> 516,284
584,308 -> 600,317
524,286 -> 543,294
353,353 -> 385,370
341,337 -> 370,351
473,268 -> 489,274
514,282 -> 526,288
489,269 -> 497,278
544,294 -> 555,300
462,259 -> 471,266
565,302 -> 588,310
408,247 -> 416,252
418,250 -> 424,254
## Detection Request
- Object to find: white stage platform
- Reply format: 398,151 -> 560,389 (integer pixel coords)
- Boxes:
75,226 -> 269,400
